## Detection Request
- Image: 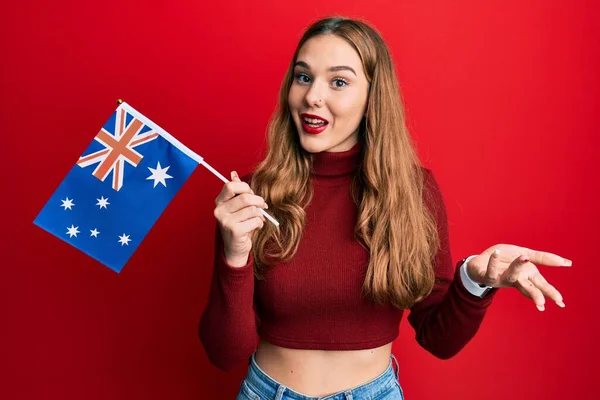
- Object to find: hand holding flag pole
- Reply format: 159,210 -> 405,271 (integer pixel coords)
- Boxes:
196,153 -> 279,228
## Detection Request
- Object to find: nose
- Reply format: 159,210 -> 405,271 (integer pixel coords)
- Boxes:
304,80 -> 326,108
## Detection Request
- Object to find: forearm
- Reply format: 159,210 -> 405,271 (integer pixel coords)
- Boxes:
408,259 -> 497,359
199,227 -> 260,371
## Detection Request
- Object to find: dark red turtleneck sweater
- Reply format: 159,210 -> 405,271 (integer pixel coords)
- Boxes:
199,142 -> 497,371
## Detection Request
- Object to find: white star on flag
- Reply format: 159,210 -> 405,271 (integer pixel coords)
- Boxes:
61,197 -> 75,210
90,229 -> 100,238
66,225 -> 79,238
96,196 -> 110,209
146,161 -> 173,188
118,233 -> 131,246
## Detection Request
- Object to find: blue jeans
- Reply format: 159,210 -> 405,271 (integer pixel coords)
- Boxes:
236,353 -> 404,400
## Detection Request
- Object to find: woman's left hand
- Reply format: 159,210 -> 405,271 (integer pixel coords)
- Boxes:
466,244 -> 572,311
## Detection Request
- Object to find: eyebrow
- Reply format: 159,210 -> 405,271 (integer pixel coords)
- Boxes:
294,61 -> 357,77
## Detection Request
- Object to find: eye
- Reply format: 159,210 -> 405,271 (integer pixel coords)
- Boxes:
294,73 -> 311,84
332,78 -> 349,88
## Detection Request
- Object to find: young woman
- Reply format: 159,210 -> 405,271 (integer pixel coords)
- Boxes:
199,16 -> 571,400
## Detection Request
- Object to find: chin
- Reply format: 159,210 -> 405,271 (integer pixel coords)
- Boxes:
298,135 -> 327,154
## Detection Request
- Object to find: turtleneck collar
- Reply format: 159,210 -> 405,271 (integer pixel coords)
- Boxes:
310,141 -> 362,185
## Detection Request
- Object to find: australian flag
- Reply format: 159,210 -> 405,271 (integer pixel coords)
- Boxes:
34,102 -> 201,273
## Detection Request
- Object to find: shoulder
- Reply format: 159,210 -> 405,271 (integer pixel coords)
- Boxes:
419,166 -> 439,194
419,166 -> 447,212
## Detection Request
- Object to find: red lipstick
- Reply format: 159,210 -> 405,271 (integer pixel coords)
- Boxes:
300,113 -> 329,135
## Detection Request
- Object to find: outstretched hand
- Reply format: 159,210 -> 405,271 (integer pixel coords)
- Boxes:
466,245 -> 572,311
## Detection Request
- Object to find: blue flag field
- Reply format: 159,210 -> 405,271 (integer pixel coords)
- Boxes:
34,102 -> 202,273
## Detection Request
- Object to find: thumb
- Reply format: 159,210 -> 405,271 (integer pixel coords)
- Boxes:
231,170 -> 240,182
485,249 -> 502,286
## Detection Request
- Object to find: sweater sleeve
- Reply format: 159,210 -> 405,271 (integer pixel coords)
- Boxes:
198,177 -> 260,371
407,169 -> 498,360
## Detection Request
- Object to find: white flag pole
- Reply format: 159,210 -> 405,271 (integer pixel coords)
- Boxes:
116,99 -> 279,228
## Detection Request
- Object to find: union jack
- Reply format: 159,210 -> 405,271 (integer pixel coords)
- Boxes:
77,108 -> 159,191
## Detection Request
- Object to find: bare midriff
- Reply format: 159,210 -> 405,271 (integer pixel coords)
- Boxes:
254,338 -> 393,397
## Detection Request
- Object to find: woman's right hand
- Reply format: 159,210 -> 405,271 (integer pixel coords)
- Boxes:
213,171 -> 268,267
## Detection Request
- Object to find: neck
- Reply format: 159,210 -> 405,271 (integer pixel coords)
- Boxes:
310,141 -> 362,186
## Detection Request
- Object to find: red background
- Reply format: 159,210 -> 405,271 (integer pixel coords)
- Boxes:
2,0 -> 598,399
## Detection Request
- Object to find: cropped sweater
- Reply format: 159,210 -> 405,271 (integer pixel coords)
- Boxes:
199,141 -> 497,371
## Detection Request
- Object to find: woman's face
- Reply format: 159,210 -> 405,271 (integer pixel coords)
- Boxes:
288,34 -> 369,153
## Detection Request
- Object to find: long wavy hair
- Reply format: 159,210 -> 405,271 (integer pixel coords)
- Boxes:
248,16 -> 440,310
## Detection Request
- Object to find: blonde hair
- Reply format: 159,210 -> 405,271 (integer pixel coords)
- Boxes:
249,16 -> 440,309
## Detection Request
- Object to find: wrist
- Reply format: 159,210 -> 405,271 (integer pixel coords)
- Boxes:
466,257 -> 485,286
224,251 -> 251,268
460,255 -> 494,297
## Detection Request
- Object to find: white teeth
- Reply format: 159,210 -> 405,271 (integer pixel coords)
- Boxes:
303,117 -> 327,125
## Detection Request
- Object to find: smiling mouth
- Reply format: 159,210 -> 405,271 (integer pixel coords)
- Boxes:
300,113 -> 329,133
302,116 -> 328,127
300,120 -> 328,135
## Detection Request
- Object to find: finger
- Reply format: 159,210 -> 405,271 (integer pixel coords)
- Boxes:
505,255 -> 531,285
216,173 -> 254,205
523,248 -> 572,267
222,193 -> 268,214
530,272 -> 565,308
248,217 -> 266,240
216,183 -> 253,205
229,205 -> 267,224
515,277 -> 546,311
482,249 -> 502,286
231,170 -> 242,182
230,171 -> 269,211
231,171 -> 254,194
233,216 -> 265,237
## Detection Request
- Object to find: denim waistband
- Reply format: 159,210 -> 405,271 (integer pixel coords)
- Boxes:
243,352 -> 400,400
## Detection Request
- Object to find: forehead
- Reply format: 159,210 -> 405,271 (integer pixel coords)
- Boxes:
296,35 -> 364,73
